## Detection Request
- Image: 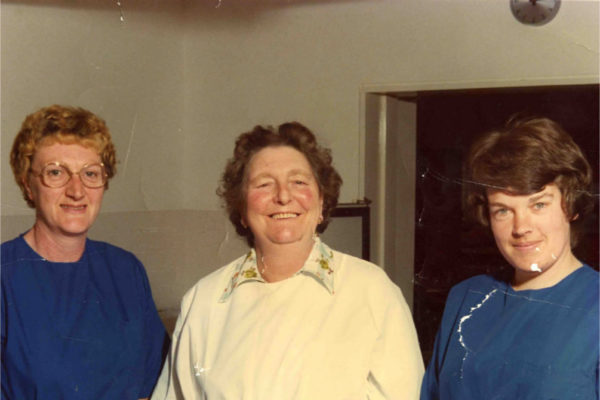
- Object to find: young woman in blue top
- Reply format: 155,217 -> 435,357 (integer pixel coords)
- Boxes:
1,105 -> 168,399
421,116 -> 598,399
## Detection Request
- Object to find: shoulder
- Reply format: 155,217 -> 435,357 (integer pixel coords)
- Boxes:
85,239 -> 145,270
333,250 -> 391,284
85,239 -> 139,260
567,265 -> 599,308
331,250 -> 405,305
85,239 -> 151,287
447,274 -> 500,298
575,265 -> 599,293
578,264 -> 599,283
179,253 -> 249,311
1,235 -> 34,273
331,250 -> 417,336
438,274 -> 504,320
1,235 -> 21,249
1,236 -> 22,262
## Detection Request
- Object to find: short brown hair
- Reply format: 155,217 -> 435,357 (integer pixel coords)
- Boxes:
10,105 -> 117,208
217,122 -> 343,247
464,116 -> 593,245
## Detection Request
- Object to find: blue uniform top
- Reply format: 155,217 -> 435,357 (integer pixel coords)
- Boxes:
421,265 -> 599,400
1,235 -> 168,399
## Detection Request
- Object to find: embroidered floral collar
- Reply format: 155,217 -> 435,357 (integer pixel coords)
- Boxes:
219,238 -> 335,302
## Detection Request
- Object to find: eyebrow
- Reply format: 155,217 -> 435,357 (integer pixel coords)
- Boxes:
249,169 -> 313,181
488,192 -> 554,208
528,192 -> 554,204
487,201 -> 508,209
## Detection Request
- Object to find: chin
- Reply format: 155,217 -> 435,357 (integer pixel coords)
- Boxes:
267,232 -> 310,245
512,260 -> 546,273
59,224 -> 91,237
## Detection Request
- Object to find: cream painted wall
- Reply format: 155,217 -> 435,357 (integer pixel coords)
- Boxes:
1,2 -> 187,216
1,0 -> 598,320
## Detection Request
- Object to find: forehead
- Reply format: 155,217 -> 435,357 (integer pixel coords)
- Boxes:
247,146 -> 313,176
38,134 -> 101,151
486,184 -> 561,204
32,142 -> 101,165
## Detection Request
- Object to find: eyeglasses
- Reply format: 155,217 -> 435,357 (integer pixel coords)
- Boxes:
30,162 -> 107,188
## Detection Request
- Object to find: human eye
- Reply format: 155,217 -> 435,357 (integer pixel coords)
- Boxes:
43,165 -> 65,180
254,179 -> 272,189
291,173 -> 312,186
83,169 -> 101,179
491,207 -> 510,220
39,164 -> 68,187
532,202 -> 547,211
80,165 -> 105,184
46,167 -> 63,176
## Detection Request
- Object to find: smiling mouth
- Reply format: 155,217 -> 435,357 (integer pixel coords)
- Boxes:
512,241 -> 541,251
61,204 -> 87,211
271,213 -> 299,220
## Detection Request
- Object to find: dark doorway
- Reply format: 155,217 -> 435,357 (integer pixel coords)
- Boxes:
413,84 -> 599,363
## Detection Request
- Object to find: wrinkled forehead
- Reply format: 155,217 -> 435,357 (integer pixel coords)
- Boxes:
246,145 -> 315,178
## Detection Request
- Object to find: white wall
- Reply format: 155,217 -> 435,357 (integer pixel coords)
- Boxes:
1,1 -> 187,215
2,0 -> 598,324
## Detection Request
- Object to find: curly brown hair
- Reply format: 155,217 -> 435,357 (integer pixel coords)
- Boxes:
10,105 -> 117,208
463,116 -> 593,246
217,122 -> 343,247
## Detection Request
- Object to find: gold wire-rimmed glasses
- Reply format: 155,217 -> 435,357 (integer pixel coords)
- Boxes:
30,162 -> 107,188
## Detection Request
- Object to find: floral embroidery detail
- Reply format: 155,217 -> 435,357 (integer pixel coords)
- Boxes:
319,258 -> 333,274
218,238 -> 335,302
219,251 -> 264,302
309,239 -> 335,292
242,268 -> 258,278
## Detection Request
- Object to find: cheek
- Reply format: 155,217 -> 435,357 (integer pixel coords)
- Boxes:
246,191 -> 269,213
90,189 -> 105,206
34,187 -> 57,206
295,188 -> 318,208
490,221 -> 513,249
545,214 -> 571,241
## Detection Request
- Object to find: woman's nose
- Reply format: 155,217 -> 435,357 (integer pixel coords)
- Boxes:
65,175 -> 85,199
512,211 -> 532,237
275,184 -> 291,204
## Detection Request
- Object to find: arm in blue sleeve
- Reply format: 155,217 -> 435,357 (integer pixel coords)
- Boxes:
420,328 -> 442,400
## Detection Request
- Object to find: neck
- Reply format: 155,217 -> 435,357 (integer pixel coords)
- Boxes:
512,251 -> 582,291
256,238 -> 315,283
24,223 -> 87,262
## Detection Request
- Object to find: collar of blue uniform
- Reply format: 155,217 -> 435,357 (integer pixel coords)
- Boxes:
218,237 -> 335,302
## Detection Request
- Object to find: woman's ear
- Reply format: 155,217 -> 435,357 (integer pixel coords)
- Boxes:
319,196 -> 324,221
23,177 -> 34,203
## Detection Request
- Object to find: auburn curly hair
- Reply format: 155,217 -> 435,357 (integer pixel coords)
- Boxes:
10,105 -> 116,208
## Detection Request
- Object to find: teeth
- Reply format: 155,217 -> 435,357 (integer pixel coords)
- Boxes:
272,213 -> 297,219
62,205 -> 85,210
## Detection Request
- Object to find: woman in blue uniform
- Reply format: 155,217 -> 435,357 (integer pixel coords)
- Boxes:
1,105 -> 168,399
421,116 -> 598,399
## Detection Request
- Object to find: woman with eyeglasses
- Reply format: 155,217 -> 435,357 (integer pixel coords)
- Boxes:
1,105 -> 168,399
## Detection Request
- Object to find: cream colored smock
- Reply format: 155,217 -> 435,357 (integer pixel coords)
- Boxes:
151,239 -> 424,399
